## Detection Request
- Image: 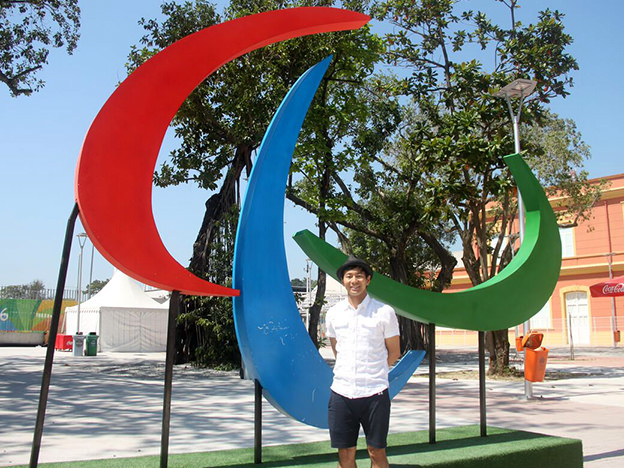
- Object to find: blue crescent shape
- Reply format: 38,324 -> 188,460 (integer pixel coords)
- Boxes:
233,57 -> 425,429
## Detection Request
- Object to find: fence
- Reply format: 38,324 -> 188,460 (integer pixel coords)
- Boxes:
0,287 -> 81,301
435,316 -> 620,348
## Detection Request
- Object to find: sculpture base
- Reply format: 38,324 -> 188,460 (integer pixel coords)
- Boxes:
19,425 -> 582,467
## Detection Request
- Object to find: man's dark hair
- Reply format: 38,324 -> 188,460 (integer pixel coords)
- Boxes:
337,256 -> 374,280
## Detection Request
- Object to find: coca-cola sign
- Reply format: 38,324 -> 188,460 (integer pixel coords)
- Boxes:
602,283 -> 624,295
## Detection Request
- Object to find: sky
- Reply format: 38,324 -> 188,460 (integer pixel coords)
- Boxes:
1,0 -> 623,291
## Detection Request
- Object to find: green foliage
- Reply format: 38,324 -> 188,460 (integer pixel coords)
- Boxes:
83,279 -> 109,297
0,0 -> 80,96
178,294 -> 240,369
0,280 -> 45,299
522,111 -> 605,227
370,0 -> 586,287
291,278 -> 305,287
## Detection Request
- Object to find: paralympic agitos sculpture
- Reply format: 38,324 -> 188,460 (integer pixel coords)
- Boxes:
232,56 -> 425,428
73,7 -> 561,430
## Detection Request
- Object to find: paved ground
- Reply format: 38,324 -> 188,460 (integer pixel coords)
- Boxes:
1,345 -> 623,467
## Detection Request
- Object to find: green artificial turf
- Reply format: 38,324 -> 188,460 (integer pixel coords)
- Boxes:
10,426 -> 582,468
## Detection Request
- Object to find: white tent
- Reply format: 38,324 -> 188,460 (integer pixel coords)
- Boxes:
64,269 -> 170,352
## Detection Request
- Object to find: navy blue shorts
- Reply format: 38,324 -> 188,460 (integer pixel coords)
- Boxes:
328,389 -> 390,449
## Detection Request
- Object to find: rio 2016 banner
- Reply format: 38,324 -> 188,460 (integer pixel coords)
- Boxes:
0,299 -> 76,333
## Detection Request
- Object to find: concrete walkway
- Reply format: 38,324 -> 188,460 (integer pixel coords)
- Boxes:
0,346 -> 622,467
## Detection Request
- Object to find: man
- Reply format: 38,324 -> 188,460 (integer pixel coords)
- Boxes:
325,256 -> 401,468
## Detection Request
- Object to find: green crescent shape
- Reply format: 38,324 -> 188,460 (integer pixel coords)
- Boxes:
294,153 -> 562,331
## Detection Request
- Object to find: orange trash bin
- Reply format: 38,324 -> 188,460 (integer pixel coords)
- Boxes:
525,347 -> 549,382
522,332 -> 543,350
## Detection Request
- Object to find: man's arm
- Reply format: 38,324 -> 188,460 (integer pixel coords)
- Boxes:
385,335 -> 401,366
330,337 -> 338,358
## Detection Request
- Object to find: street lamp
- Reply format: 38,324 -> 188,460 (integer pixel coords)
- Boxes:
76,232 -> 88,334
493,78 -> 537,399
493,78 -> 537,240
87,242 -> 95,300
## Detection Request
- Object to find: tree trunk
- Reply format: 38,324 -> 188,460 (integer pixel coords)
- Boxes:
485,329 -> 510,375
307,219 -> 328,347
387,250 -> 428,352
189,144 -> 252,276
484,243 -> 515,375
419,231 -> 457,292
308,269 -> 325,347
178,145 -> 252,367
175,301 -> 195,364
397,317 -> 429,352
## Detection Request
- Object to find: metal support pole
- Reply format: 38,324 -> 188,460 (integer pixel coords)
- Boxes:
76,234 -> 87,333
505,94 -> 534,399
30,203 -> 80,468
604,201 -> 618,347
87,243 -> 95,300
160,291 -> 180,468
507,98 -> 527,243
478,331 -> 487,437
608,257 -> 618,348
567,311 -> 575,361
428,324 -> 436,444
254,379 -> 263,464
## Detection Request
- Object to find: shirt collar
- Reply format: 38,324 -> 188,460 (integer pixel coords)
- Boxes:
347,293 -> 371,312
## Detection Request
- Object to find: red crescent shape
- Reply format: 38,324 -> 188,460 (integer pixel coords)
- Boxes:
74,8 -> 370,296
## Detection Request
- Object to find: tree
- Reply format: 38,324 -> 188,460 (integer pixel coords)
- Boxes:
83,278 -> 108,297
522,111 -> 605,228
0,0 -> 80,96
0,280 -> 45,299
372,0 -> 594,374
290,89 -> 458,351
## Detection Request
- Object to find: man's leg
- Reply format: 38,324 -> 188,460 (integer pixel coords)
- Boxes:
329,391 -> 360,468
338,447 -> 357,468
361,390 -> 391,468
367,446 -> 388,468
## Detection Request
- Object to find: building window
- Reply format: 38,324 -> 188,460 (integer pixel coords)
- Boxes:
530,299 -> 551,329
559,227 -> 575,258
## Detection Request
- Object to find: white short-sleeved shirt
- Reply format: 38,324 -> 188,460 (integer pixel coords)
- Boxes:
325,294 -> 400,399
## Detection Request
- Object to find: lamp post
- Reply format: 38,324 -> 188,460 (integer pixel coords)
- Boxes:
76,233 -> 88,334
87,242 -> 95,300
493,78 -> 537,399
494,78 -> 537,241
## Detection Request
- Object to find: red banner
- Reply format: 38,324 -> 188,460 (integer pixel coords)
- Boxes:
590,275 -> 624,297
